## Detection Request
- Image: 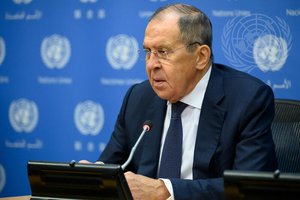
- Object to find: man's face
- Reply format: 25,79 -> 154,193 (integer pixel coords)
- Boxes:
143,15 -> 201,103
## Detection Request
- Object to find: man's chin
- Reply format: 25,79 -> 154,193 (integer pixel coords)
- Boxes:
153,89 -> 172,101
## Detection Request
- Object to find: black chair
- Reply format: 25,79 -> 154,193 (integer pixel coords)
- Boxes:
271,99 -> 300,173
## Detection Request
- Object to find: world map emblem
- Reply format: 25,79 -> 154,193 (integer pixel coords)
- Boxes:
0,37 -> 5,65
253,34 -> 288,72
0,164 -> 5,193
9,98 -> 39,133
41,34 -> 71,69
74,100 -> 104,136
106,34 -> 139,70
221,14 -> 292,72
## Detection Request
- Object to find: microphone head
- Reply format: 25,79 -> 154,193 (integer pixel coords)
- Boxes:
143,120 -> 152,132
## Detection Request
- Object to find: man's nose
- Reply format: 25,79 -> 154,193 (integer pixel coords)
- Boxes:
146,53 -> 161,69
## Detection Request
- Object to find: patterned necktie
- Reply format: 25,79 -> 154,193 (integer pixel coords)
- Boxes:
158,101 -> 188,178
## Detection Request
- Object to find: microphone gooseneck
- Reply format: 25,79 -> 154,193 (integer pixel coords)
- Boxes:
121,120 -> 152,170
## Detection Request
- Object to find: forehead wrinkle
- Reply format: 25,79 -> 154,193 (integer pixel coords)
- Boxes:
144,15 -> 181,49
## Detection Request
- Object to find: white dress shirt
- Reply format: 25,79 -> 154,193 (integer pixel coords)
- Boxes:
158,66 -> 212,199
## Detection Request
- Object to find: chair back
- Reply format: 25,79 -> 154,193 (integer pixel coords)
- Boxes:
272,99 -> 300,173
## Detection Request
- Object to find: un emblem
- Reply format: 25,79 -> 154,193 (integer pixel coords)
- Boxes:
106,34 -> 139,70
253,35 -> 288,72
41,34 -> 71,69
0,164 -> 5,193
222,14 -> 292,72
74,100 -> 104,136
0,37 -> 5,65
9,98 -> 39,133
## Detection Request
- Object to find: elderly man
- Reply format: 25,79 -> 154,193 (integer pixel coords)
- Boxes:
87,3 -> 277,200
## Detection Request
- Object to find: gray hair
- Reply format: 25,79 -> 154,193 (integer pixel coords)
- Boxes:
149,4 -> 214,60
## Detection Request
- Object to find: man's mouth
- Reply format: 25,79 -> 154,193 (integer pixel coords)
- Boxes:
152,78 -> 166,87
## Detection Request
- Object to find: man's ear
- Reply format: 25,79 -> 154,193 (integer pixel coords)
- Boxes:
195,45 -> 211,70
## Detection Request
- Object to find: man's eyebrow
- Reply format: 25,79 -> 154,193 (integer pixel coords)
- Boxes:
143,44 -> 172,50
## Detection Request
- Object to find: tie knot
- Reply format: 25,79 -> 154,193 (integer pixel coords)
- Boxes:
171,102 -> 188,118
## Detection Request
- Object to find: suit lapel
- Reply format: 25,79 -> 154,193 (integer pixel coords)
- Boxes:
137,96 -> 167,178
193,65 -> 226,178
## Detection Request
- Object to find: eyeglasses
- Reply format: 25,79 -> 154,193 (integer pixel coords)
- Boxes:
139,42 -> 201,62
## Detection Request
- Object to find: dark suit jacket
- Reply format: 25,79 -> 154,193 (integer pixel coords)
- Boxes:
100,63 -> 277,200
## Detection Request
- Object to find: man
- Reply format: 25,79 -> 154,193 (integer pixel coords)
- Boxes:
87,3 -> 277,200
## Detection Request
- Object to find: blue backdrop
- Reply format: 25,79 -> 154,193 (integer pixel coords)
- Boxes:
0,0 -> 299,197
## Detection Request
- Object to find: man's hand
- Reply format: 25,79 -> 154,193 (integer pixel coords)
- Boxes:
125,171 -> 170,200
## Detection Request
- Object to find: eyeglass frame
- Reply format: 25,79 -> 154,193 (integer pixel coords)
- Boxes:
139,42 -> 202,62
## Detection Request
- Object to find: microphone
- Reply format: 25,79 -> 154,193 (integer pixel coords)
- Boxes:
121,120 -> 152,170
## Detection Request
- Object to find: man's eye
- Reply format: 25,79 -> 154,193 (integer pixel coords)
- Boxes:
144,50 -> 151,54
157,50 -> 168,55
